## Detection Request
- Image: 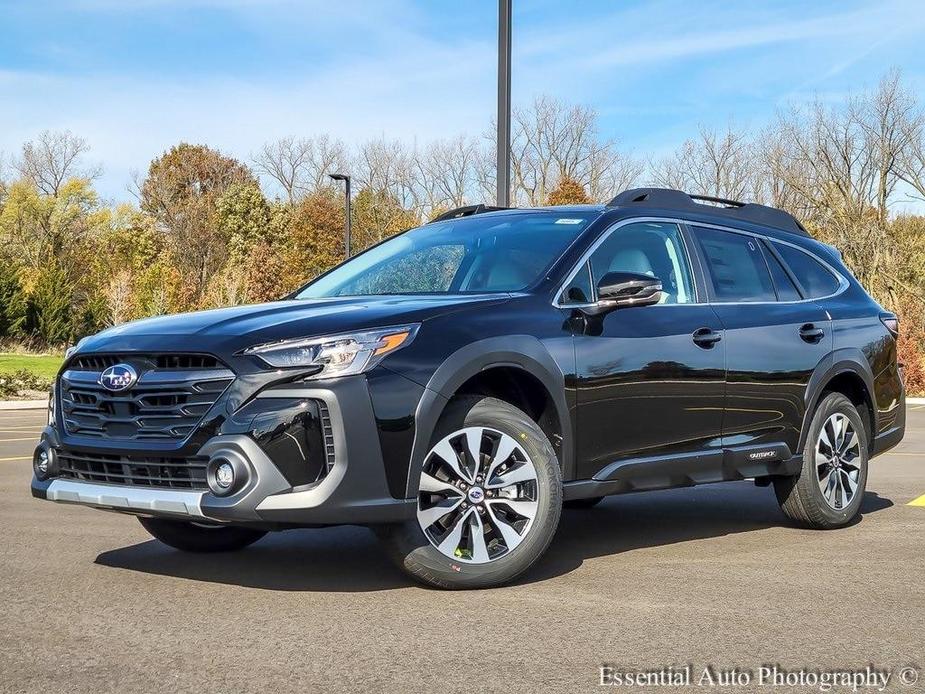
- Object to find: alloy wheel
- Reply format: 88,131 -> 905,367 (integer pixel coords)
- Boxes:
416,426 -> 539,563
815,413 -> 863,511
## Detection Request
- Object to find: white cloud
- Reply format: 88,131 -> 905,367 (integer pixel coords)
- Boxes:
0,33 -> 496,202
3,0 -> 925,204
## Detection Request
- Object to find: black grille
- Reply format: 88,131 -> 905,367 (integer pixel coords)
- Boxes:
58,450 -> 208,489
70,354 -> 119,371
154,354 -> 221,369
60,354 -> 234,441
70,353 -> 221,371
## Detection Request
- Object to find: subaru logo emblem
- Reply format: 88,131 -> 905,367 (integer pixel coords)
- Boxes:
467,487 -> 485,504
99,363 -> 138,392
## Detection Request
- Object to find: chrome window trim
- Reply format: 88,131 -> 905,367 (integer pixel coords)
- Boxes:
553,216 -> 848,309
553,217 -> 701,309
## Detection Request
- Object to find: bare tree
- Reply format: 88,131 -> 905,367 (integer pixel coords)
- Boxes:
484,96 -> 640,206
474,140 -> 497,204
761,96 -> 909,294
893,70 -> 925,202
253,135 -> 347,202
0,151 -> 9,203
354,137 -> 417,211
898,121 -> 925,202
857,69 -> 921,220
414,136 -> 480,215
586,146 -> 643,203
650,126 -> 755,201
106,271 -> 134,326
14,130 -> 101,196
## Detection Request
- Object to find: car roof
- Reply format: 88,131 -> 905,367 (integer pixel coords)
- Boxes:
439,188 -> 810,242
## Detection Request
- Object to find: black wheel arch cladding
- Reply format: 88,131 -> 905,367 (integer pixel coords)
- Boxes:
403,336 -> 572,498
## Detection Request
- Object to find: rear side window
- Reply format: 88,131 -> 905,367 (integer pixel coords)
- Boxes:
762,242 -> 802,301
772,242 -> 840,298
694,227 -> 776,302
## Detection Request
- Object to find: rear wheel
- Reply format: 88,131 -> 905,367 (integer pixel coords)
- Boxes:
774,392 -> 868,529
379,396 -> 562,589
138,517 -> 267,553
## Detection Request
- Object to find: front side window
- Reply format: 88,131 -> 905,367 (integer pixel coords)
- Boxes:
297,211 -> 595,298
584,222 -> 695,305
694,227 -> 776,302
772,241 -> 840,298
559,262 -> 593,304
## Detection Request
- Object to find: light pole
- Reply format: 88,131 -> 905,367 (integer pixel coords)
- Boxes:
497,0 -> 512,208
328,173 -> 352,258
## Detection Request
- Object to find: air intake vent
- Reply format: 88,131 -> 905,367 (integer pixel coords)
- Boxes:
57,450 -> 208,489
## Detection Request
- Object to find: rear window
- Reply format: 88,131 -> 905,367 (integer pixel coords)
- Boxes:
772,242 -> 840,298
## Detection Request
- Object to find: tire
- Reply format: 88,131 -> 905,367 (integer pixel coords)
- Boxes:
773,392 -> 869,529
564,496 -> 605,510
379,396 -> 562,589
138,517 -> 267,553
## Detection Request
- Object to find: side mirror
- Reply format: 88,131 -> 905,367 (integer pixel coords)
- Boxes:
587,271 -> 662,314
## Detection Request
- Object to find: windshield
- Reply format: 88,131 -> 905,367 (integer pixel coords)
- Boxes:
296,211 -> 597,298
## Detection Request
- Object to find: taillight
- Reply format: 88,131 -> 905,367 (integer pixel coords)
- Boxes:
880,313 -> 899,337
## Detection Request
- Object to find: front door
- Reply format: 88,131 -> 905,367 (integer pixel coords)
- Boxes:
566,221 -> 726,479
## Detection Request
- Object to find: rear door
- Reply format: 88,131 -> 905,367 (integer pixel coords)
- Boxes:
690,226 -> 831,458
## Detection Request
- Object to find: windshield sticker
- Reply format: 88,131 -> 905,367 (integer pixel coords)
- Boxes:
554,218 -> 584,225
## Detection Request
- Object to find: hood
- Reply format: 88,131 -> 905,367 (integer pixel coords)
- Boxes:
76,294 -> 510,358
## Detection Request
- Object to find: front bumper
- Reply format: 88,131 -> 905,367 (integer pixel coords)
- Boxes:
32,376 -> 416,527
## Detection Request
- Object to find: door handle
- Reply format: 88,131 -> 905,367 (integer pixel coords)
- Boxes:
799,323 -> 825,343
692,327 -> 722,348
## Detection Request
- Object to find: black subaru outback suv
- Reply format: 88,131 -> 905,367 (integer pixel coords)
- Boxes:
32,188 -> 905,589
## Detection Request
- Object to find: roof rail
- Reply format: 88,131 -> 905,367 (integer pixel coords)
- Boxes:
607,187 -> 808,236
429,204 -> 509,223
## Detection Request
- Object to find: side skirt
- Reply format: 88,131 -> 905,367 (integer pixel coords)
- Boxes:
563,444 -> 801,501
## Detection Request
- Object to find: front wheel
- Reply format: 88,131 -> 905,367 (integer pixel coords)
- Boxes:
774,392 -> 869,529
379,396 -> 562,589
138,517 -> 267,553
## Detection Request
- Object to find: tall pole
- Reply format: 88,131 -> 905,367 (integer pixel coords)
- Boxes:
344,176 -> 352,258
329,173 -> 352,258
496,0 -> 512,208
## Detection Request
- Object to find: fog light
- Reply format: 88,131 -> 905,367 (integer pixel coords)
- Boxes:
36,450 -> 49,475
206,453 -> 249,496
33,446 -> 57,481
215,461 -> 235,489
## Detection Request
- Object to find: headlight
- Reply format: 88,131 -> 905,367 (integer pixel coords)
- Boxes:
242,324 -> 420,377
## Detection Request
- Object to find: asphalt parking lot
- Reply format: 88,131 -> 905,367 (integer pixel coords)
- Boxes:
1,407 -> 923,694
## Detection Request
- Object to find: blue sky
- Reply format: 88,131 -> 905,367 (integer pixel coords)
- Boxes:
2,0 -> 924,202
